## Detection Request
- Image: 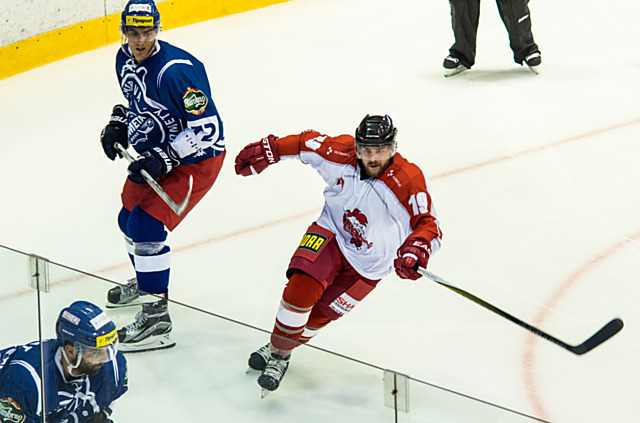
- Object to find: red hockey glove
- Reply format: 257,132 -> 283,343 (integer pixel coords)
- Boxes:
234,135 -> 280,176
394,237 -> 431,280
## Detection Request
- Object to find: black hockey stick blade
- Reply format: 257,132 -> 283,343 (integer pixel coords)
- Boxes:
414,266 -> 624,355
567,318 -> 623,355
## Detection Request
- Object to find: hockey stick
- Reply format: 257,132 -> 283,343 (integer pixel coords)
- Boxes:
414,266 -> 623,355
115,143 -> 193,216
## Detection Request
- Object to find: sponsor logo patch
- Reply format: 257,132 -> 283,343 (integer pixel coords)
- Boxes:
183,88 -> 208,115
329,293 -> 358,316
125,16 -> 154,27
129,4 -> 152,13
96,328 -> 118,348
61,311 -> 80,325
297,233 -> 327,253
0,398 -> 26,423
90,312 -> 111,330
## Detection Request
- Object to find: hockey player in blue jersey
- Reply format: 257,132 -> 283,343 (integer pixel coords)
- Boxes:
99,0 -> 226,352
0,301 -> 127,423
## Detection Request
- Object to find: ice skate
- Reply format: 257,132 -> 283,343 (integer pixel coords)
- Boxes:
247,344 -> 271,373
117,298 -> 175,353
257,353 -> 290,398
443,55 -> 468,77
106,278 -> 145,309
524,52 -> 541,74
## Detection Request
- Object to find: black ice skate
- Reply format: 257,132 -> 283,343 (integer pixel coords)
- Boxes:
117,299 -> 175,353
247,344 -> 271,372
443,55 -> 468,77
106,278 -> 144,309
524,52 -> 542,74
257,353 -> 290,398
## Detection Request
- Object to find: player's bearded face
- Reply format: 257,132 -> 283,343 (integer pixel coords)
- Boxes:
75,357 -> 104,376
357,144 -> 394,178
125,26 -> 157,63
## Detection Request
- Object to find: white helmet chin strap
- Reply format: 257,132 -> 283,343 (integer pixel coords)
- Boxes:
61,345 -> 83,377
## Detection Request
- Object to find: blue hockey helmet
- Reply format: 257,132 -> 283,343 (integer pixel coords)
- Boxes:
56,301 -> 118,363
120,0 -> 161,32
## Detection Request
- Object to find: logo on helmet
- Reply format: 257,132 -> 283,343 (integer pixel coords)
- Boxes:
129,4 -> 152,13
90,312 -> 111,330
61,311 -> 80,325
96,328 -> 118,348
125,16 -> 154,26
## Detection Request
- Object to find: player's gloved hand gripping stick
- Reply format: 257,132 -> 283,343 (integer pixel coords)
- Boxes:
413,265 -> 623,355
115,143 -> 192,216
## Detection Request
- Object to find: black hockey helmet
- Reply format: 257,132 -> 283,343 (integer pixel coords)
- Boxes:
355,114 -> 398,150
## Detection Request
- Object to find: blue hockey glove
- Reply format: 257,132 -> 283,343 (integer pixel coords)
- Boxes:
128,146 -> 181,184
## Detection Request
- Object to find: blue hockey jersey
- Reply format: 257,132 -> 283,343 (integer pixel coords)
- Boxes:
0,339 -> 128,423
116,40 -> 225,165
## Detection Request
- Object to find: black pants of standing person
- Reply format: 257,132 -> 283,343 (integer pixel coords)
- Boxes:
448,0 -> 540,68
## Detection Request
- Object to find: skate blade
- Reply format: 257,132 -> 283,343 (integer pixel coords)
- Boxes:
444,66 -> 467,78
105,294 -> 157,309
246,366 -> 262,374
105,301 -> 142,309
261,388 -> 272,399
119,335 -> 176,353
527,65 -> 540,75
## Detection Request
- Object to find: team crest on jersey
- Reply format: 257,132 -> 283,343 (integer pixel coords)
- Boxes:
297,232 -> 327,253
343,209 -> 372,250
0,398 -> 25,423
183,88 -> 208,115
121,65 -> 182,146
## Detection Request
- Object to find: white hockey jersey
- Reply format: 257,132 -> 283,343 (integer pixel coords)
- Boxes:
276,130 -> 442,280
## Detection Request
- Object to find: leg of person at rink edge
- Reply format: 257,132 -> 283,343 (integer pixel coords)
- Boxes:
495,0 -> 541,66
256,270 -> 378,392
443,0 -> 480,75
108,155 -> 225,352
250,225 -> 379,392
116,206 -> 175,352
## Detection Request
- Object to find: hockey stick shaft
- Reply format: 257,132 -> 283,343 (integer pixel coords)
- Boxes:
115,143 -> 192,216
415,266 -> 623,355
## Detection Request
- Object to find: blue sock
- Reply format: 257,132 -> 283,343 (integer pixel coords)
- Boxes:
125,206 -> 170,295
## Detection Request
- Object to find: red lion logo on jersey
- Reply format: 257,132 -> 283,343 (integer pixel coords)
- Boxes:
343,209 -> 373,250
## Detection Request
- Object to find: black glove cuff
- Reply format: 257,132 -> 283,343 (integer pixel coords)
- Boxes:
150,146 -> 180,174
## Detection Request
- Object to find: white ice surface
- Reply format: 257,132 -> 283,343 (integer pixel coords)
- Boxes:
1,0 -> 639,421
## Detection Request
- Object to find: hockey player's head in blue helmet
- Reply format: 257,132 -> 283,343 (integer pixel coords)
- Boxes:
120,0 -> 161,63
56,300 -> 118,377
354,114 -> 398,178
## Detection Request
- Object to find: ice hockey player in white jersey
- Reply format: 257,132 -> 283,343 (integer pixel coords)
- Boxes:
235,115 -> 442,395
0,301 -> 127,422
99,0 -> 225,352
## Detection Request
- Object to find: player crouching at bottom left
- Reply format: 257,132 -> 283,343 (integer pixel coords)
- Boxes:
235,114 -> 442,394
99,0 -> 225,353
0,301 -> 127,422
